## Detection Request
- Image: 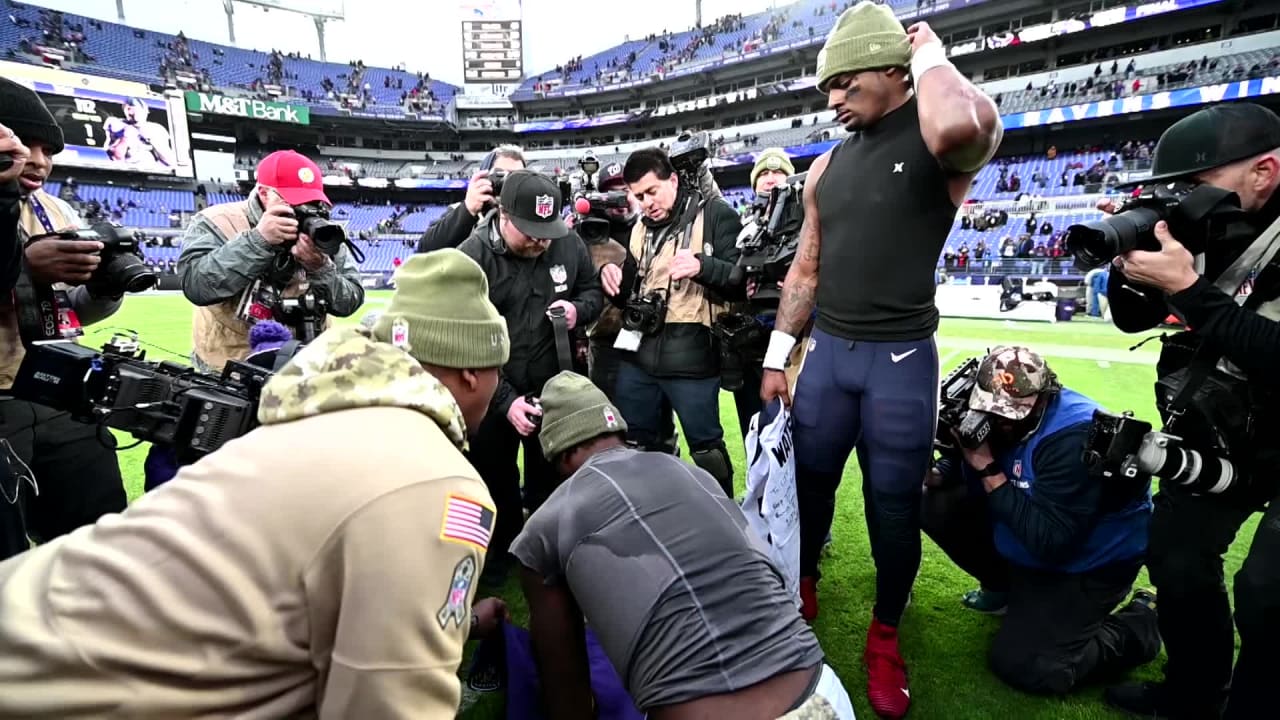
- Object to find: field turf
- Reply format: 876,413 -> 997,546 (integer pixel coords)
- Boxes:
97,292 -> 1251,720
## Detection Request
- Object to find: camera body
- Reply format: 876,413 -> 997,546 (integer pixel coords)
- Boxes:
1084,408 -> 1241,495
30,222 -> 157,296
1083,409 -> 1153,480
711,311 -> 768,391
935,357 -> 994,451
274,286 -> 330,343
292,205 -> 345,256
669,131 -> 710,187
1065,181 -> 1243,269
623,290 -> 667,336
733,173 -> 806,306
10,335 -> 270,463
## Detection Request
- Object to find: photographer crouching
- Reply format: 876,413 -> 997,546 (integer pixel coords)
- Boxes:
177,150 -> 364,375
923,346 -> 1159,696
599,143 -> 744,497
1076,103 -> 1280,720
0,79 -> 127,560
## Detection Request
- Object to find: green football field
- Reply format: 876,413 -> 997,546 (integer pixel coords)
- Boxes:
94,292 -> 1254,720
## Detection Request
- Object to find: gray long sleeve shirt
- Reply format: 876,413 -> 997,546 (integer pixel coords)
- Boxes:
177,195 -> 364,315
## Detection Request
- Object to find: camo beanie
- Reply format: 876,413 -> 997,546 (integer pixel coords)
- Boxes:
538,371 -> 627,459
816,0 -> 912,91
750,148 -> 795,189
372,250 -> 510,369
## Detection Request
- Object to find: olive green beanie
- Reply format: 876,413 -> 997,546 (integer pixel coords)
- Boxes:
816,0 -> 911,91
751,148 -> 795,189
538,371 -> 627,459
372,250 -> 511,369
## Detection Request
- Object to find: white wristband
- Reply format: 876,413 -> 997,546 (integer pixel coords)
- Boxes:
762,330 -> 797,371
910,41 -> 952,82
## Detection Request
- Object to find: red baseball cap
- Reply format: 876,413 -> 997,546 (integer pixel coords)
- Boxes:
256,150 -> 330,206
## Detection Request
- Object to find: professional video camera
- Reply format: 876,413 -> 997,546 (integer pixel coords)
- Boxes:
10,334 -> 272,463
1083,409 -> 1241,494
669,131 -> 709,187
730,172 -> 806,306
623,289 -> 667,336
1065,181 -> 1243,270
935,357 -> 994,451
28,222 -> 157,295
573,190 -> 630,243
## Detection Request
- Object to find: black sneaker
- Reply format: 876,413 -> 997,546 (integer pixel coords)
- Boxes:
1105,682 -> 1173,718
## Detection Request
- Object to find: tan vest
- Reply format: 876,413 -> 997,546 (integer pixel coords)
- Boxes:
191,202 -> 329,373
627,208 -> 722,327
0,192 -> 81,389
587,238 -> 628,338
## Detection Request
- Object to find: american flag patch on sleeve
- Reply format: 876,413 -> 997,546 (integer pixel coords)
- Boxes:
440,494 -> 496,551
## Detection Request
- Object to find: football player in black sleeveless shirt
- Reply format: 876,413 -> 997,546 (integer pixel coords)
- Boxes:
758,4 -> 1001,718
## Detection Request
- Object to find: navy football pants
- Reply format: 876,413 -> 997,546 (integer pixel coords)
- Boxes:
792,328 -> 939,627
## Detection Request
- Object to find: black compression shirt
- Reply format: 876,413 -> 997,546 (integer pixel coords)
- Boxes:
814,96 -> 959,341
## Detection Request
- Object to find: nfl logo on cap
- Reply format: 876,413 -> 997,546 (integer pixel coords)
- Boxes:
534,194 -> 554,219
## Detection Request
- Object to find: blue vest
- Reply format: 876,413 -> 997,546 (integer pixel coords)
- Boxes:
987,389 -> 1152,573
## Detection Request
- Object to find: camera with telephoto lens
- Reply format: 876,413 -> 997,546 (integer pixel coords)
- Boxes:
29,222 -> 157,295
669,131 -> 709,187
1083,409 -> 1241,494
623,290 -> 667,336
9,333 -> 273,464
1065,181 -> 1244,270
711,311 -> 768,391
934,357 -> 993,451
292,205 -> 345,256
730,173 -> 806,307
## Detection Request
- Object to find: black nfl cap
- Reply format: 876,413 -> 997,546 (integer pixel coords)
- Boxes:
1122,102 -> 1280,188
499,170 -> 569,240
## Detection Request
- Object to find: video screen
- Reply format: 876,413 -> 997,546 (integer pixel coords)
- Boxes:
37,90 -> 194,178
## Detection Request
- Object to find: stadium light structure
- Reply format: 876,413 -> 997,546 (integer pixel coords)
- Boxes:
222,0 -> 346,60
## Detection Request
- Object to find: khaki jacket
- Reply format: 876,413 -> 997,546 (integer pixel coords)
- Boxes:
628,209 -> 723,327
0,327 -> 494,718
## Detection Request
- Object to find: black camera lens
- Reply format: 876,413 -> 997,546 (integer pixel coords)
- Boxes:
1066,206 -> 1163,269
100,252 -> 158,293
299,216 -> 345,255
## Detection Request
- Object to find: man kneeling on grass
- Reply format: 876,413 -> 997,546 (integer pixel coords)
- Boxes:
512,371 -> 855,720
922,346 -> 1161,695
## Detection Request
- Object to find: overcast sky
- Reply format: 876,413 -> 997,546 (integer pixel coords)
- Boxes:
34,0 -> 781,86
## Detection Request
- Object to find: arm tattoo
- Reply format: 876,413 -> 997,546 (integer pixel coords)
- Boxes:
776,215 -> 819,335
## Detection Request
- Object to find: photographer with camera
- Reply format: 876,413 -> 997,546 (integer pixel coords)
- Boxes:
1082,103 -> 1280,720
923,346 -> 1160,696
0,78 -> 127,561
458,170 -> 601,580
0,250 -> 512,718
724,147 -> 797,438
417,144 -> 526,254
598,146 -> 743,498
756,5 -> 1001,713
177,150 -> 364,374
577,160 -> 680,455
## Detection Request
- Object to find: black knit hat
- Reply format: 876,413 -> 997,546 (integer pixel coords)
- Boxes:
0,76 -> 65,155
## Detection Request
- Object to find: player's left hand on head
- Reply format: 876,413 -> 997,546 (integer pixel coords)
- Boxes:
291,234 -> 330,273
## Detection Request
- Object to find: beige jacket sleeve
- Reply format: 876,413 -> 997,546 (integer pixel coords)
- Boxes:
306,476 -> 495,719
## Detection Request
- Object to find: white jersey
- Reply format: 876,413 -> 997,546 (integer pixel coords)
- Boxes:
742,406 -> 801,608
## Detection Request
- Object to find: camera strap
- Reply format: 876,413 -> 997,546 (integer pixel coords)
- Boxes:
549,311 -> 574,372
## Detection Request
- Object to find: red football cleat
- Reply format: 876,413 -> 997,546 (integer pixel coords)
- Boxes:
865,617 -> 911,719
799,576 -> 819,623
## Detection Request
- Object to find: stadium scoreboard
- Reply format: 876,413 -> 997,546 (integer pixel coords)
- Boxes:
461,19 -> 523,83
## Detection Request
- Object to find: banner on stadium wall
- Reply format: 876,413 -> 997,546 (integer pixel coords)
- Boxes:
184,91 -> 311,125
